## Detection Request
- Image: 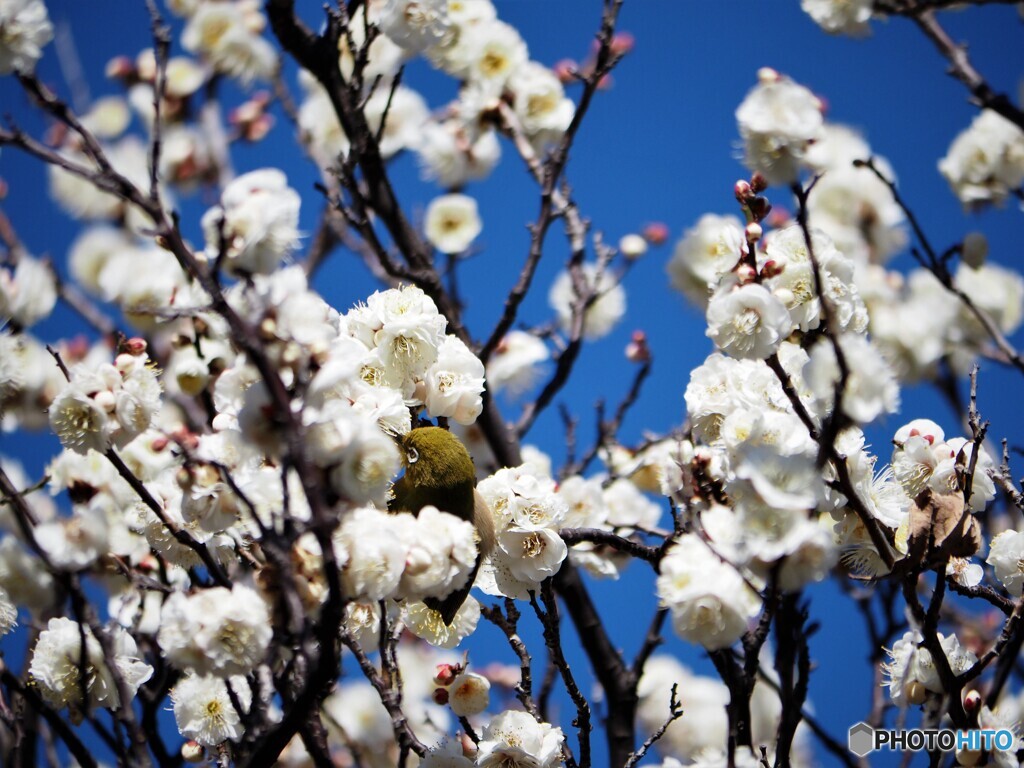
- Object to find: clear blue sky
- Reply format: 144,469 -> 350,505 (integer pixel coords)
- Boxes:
2,2 -> 1023,766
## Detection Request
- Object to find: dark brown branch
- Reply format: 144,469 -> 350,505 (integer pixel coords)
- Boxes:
623,683 -> 681,768
558,528 -> 661,565
339,630 -> 427,758
0,666 -> 97,768
479,599 -> 539,718
856,157 -> 1024,377
534,582 -> 590,768
911,8 -> 1024,131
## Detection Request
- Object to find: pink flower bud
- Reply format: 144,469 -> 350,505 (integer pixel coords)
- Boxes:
434,663 -> 460,687
244,114 -> 275,142
963,689 -> 982,713
123,337 -> 148,356
625,330 -> 650,363
760,260 -> 783,279
182,741 -> 205,763
766,207 -> 791,229
750,173 -> 768,194
105,56 -> 135,81
553,59 -> 577,83
734,180 -> 753,202
610,32 -> 635,55
735,263 -> 757,284
642,222 -> 669,245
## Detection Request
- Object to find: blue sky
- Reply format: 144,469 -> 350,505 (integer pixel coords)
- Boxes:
2,1 -> 1024,766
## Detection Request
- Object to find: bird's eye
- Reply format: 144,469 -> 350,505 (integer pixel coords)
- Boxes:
407,446 -> 419,464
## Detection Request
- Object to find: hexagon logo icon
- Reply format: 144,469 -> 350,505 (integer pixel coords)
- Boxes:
848,721 -> 875,757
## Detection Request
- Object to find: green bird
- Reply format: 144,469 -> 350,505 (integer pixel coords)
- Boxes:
388,426 -> 495,625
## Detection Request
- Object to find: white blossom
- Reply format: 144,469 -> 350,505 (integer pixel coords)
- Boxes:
172,673 -> 251,747
486,331 -> 548,396
378,0 -> 451,53
805,334 -> 899,424
201,169 -> 301,275
801,0 -> 873,36
404,597 -> 480,649
706,283 -> 791,360
422,738 -> 474,768
508,61 -> 574,142
29,617 -> 153,720
657,535 -> 760,650
0,254 -> 57,328
549,263 -> 627,341
366,84 -> 430,159
423,336 -> 486,425
939,110 -> 1024,208
446,670 -> 490,716
0,586 -> 17,636
394,505 -> 478,601
884,631 -> 977,706
987,529 -> 1024,596
415,119 -> 501,187
736,70 -> 824,185
0,0 -> 52,74
425,193 -> 482,254
667,214 -> 746,308
158,585 -> 272,676
182,0 -> 276,84
477,710 -> 564,768
334,506 -> 406,601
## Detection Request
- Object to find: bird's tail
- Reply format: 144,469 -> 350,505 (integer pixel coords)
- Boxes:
423,556 -> 482,626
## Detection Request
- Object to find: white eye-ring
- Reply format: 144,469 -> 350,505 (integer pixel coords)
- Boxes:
407,446 -> 419,464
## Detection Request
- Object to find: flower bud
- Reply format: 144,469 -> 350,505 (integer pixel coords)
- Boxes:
610,32 -> 635,55
434,663 -> 460,687
553,59 -> 577,83
105,56 -> 135,81
642,222 -> 669,245
135,49 -> 157,82
182,741 -> 205,763
760,259 -> 783,279
750,173 -> 769,194
956,746 -> 982,766
448,671 -> 491,717
123,337 -> 148,356
962,689 -> 982,713
94,390 -> 117,413
905,680 -> 927,705
961,232 -> 988,270
734,180 -> 753,202
618,234 -> 648,260
757,67 -> 780,84
432,686 -> 450,705
748,195 -> 771,220
625,330 -> 650,363
735,263 -> 757,284
745,222 -> 763,242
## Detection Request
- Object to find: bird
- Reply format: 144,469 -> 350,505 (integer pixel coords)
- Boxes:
388,426 -> 495,625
